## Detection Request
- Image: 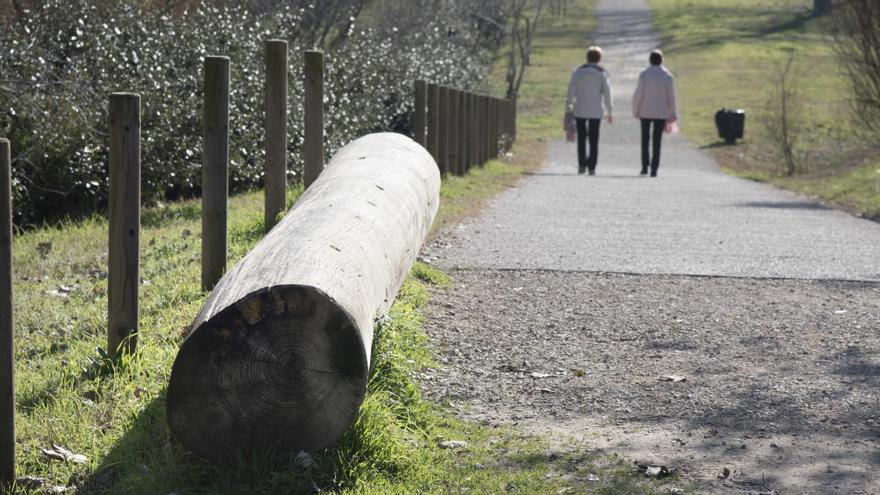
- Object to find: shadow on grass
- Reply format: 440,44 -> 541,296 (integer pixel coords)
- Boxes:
652,6 -> 820,54
79,391 -> 320,495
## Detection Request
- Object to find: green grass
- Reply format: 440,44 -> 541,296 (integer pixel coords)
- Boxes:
648,0 -> 880,218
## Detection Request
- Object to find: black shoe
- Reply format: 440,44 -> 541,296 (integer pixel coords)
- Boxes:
588,168 -> 596,176
578,166 -> 586,174
650,171 -> 658,177
640,167 -> 648,175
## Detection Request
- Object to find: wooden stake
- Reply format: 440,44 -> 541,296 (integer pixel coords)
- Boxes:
202,56 -> 229,292
427,83 -> 440,165
304,50 -> 324,189
0,138 -> 14,489
457,90 -> 467,175
448,88 -> 459,175
108,93 -> 140,357
463,92 -> 472,172
265,40 -> 288,228
438,86 -> 450,175
414,79 -> 427,147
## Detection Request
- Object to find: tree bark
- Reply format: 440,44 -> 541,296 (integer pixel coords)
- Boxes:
814,0 -> 832,15
167,133 -> 440,465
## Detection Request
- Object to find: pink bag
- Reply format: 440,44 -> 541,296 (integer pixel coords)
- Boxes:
563,111 -> 576,142
665,119 -> 679,134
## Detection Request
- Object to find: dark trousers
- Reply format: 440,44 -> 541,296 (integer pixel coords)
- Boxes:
641,119 -> 665,173
576,118 -> 601,171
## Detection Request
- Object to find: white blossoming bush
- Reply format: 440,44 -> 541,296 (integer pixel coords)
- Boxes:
0,0 -> 502,224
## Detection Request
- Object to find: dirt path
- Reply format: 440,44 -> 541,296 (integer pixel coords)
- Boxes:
420,269 -> 880,493
419,0 -> 880,493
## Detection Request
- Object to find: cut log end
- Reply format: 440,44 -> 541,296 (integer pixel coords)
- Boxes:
167,285 -> 368,464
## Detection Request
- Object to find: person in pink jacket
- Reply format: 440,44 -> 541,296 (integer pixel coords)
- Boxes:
566,46 -> 613,175
632,50 -> 677,177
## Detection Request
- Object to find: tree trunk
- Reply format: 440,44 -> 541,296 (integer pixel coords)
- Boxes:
167,133 -> 441,465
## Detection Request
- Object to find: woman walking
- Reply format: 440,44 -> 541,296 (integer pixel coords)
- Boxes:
566,46 -> 613,175
632,49 -> 677,177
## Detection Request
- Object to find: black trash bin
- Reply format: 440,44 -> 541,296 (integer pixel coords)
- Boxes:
714,108 -> 745,144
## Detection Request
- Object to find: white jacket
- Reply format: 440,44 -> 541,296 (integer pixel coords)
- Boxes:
566,64 -> 612,119
632,65 -> 677,120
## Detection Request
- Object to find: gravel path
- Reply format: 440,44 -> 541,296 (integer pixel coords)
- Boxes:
437,0 -> 880,282
422,270 -> 880,493
420,0 -> 880,493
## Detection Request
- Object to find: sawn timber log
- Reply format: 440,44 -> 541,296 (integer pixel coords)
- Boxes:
167,133 -> 440,464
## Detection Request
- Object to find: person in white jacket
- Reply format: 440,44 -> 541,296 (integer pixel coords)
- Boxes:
632,49 -> 677,177
566,46 -> 613,175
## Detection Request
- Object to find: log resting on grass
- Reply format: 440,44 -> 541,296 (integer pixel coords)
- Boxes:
167,133 -> 440,464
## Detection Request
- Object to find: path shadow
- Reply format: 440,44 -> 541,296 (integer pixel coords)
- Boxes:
734,201 -> 830,211
699,141 -> 738,150
833,345 -> 880,386
525,172 -> 646,179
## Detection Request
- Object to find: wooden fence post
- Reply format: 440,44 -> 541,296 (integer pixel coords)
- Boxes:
448,88 -> 459,176
108,93 -> 140,357
202,56 -> 229,292
438,86 -> 450,175
304,50 -> 324,189
503,98 -> 511,151
476,95 -> 484,165
427,83 -> 439,164
458,90 -> 467,175
511,94 -> 518,146
265,39 -> 288,228
482,95 -> 491,163
469,92 -> 478,169
491,98 -> 499,158
414,79 -> 427,147
0,139 -> 14,489
462,92 -> 471,173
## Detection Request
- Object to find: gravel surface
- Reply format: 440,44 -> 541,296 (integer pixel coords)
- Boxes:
421,269 -> 880,494
419,1 -> 880,493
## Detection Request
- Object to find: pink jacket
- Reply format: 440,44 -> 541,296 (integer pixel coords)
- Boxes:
632,65 -> 677,121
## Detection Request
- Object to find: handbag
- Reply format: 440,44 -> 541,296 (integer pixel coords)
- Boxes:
563,111 -> 576,142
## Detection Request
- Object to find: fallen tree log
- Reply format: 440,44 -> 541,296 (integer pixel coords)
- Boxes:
167,132 -> 440,464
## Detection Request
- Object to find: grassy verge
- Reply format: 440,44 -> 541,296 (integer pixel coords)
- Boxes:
648,0 -> 880,220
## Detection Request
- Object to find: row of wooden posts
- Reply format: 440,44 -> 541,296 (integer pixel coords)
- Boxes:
107,42 -> 327,359
413,80 -> 516,175
0,47 -> 518,487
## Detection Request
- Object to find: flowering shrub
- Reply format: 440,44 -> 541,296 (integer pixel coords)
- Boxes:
0,0 -> 503,224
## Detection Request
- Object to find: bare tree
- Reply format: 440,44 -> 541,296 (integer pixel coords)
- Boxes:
506,0 -> 544,98
832,0 -> 880,131
763,51 -> 808,176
